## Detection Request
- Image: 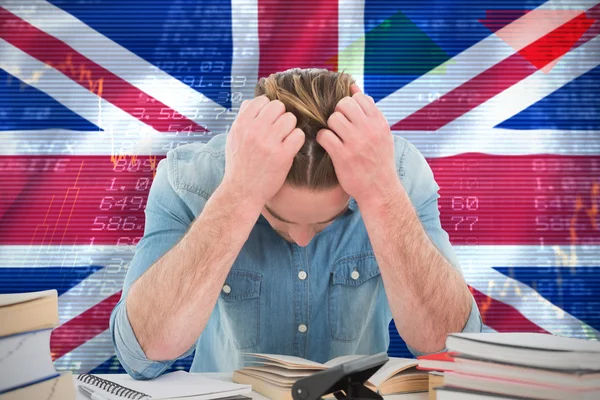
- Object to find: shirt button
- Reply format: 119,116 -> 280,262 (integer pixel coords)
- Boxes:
351,270 -> 360,280
222,284 -> 231,294
298,270 -> 307,280
298,324 -> 307,333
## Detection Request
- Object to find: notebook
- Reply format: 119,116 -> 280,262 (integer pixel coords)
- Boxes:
74,371 -> 252,400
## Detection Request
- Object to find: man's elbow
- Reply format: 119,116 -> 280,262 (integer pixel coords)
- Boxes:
142,338 -> 184,362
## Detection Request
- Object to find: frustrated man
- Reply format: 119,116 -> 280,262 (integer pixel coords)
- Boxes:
110,67 -> 482,378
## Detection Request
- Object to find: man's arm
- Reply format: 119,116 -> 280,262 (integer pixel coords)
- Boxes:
126,179 -> 262,361
316,83 -> 480,355
111,95 -> 305,378
357,141 -> 477,354
109,158 -> 263,379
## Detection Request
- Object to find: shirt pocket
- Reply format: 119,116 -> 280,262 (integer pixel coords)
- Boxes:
219,269 -> 262,349
329,252 -> 382,342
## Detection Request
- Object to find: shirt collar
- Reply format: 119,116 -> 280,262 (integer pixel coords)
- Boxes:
347,197 -> 358,213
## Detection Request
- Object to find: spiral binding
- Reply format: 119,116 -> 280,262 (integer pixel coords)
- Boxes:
77,373 -> 149,399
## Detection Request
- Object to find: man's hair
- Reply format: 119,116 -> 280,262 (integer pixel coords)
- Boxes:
254,67 -> 355,190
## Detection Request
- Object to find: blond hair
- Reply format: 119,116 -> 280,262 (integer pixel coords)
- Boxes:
254,67 -> 355,190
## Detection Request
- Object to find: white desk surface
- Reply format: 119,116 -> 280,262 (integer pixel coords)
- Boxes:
205,372 -> 428,400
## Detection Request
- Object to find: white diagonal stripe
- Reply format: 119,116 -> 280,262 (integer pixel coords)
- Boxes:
54,329 -> 115,374
2,0 -> 229,134
58,267 -> 126,325
441,33 -> 600,131
454,245 -> 600,340
0,38 -> 157,137
466,267 -> 600,340
375,0 -> 600,126
0,245 -> 133,325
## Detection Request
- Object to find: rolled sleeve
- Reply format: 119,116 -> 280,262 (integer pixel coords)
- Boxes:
109,154 -> 202,378
399,138 -> 482,357
110,299 -> 194,379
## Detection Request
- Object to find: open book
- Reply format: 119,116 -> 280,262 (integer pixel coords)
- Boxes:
232,353 -> 428,400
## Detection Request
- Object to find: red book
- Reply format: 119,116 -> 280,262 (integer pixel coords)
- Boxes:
417,351 -> 456,371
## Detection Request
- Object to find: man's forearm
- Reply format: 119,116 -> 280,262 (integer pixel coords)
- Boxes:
358,180 -> 472,353
126,181 -> 263,361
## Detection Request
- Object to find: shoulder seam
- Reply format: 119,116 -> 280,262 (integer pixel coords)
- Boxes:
397,137 -> 410,178
168,147 -> 224,200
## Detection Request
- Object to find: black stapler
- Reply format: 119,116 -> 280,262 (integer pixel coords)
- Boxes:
291,352 -> 389,400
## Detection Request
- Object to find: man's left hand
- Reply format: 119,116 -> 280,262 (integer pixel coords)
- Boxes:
316,84 -> 401,206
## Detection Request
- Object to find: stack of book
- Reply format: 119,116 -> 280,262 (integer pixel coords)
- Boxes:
232,353 -> 429,400
0,290 -> 75,400
434,332 -> 600,400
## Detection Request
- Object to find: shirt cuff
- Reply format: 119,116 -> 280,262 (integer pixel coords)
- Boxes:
460,295 -> 483,333
110,299 -> 186,379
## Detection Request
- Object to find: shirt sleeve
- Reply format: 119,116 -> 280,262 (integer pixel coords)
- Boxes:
398,139 -> 482,358
109,154 -> 202,379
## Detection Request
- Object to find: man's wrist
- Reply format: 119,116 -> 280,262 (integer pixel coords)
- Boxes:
355,174 -> 406,214
214,178 -> 265,221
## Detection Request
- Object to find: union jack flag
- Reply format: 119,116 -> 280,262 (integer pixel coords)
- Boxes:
0,0 -> 598,374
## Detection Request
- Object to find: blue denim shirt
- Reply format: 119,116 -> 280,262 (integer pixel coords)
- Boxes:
110,133 -> 482,379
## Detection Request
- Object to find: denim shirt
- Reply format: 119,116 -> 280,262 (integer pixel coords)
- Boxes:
110,133 -> 482,379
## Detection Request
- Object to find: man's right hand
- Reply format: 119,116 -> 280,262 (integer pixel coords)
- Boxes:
222,95 -> 305,209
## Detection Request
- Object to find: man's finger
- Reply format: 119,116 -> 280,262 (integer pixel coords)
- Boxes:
282,128 -> 305,156
245,95 -> 271,118
326,111 -> 354,142
239,99 -> 251,115
335,96 -> 366,125
316,129 -> 344,158
351,92 -> 376,117
350,83 -> 362,96
273,112 -> 298,141
257,99 -> 286,125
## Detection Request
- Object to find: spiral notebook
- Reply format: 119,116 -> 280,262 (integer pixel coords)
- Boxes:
74,371 -> 252,400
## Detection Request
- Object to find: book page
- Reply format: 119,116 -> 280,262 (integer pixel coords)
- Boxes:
242,353 -> 325,368
323,354 -> 367,368
367,358 -> 419,388
245,365 -> 315,378
243,360 -> 323,371
0,290 -> 57,307
239,369 -> 298,387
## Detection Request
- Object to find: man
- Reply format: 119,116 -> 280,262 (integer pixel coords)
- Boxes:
110,68 -> 481,379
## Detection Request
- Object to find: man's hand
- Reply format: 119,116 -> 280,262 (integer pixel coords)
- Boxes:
316,84 -> 400,206
223,95 -> 305,208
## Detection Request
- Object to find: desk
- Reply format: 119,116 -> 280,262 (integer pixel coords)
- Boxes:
206,372 -> 428,400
